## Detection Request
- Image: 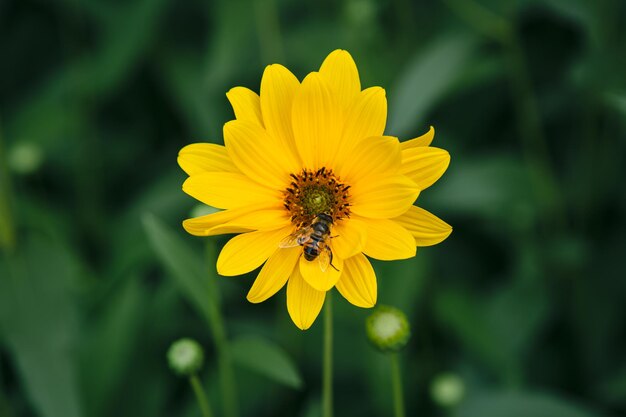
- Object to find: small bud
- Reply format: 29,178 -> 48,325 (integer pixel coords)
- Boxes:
9,142 -> 43,175
190,204 -> 220,219
167,338 -> 204,376
365,305 -> 410,352
430,373 -> 465,408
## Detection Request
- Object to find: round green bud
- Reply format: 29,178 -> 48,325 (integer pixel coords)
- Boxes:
365,305 -> 410,352
9,142 -> 43,175
167,338 -> 204,376
189,204 -> 220,219
430,373 -> 465,408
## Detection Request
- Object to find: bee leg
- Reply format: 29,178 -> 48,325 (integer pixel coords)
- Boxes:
330,235 -> 339,239
329,251 -> 340,271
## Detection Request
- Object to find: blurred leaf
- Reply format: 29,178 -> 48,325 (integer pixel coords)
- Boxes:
141,213 -> 217,324
604,92 -> 626,116
231,336 -> 303,389
388,33 -> 477,137
458,391 -> 601,417
0,238 -> 83,417
434,290 -> 517,383
428,155 -> 536,228
81,277 -> 145,417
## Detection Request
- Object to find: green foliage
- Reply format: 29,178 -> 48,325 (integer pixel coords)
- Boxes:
1,0 -> 625,416
230,336 -> 303,389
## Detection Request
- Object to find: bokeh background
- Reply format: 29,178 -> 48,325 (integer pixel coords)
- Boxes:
1,0 -> 625,416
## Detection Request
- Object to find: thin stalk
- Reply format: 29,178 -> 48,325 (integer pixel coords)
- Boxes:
254,0 -> 284,64
323,292 -> 334,417
442,0 -> 565,230
0,124 -> 16,253
390,353 -> 406,417
204,242 -> 238,417
190,374 -> 214,417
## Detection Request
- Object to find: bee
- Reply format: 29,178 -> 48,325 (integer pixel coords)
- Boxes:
279,213 -> 339,272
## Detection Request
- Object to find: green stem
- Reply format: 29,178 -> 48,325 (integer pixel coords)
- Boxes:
390,353 -> 406,417
0,123 -> 16,253
190,374 -> 214,417
322,292 -> 334,417
254,0 -> 284,64
205,242 -> 238,417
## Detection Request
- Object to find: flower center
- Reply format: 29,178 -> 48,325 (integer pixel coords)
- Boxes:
283,167 -> 351,227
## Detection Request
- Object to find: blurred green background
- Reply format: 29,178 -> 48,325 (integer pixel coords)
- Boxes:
1,0 -> 625,416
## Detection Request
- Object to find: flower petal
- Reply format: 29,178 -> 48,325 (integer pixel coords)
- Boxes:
183,172 -> 282,209
335,253 -> 377,308
260,64 -> 301,163
331,218 -> 367,260
226,87 -> 264,126
350,174 -> 420,219
224,120 -> 298,189
338,135 -> 401,183
287,266 -> 326,330
299,249 -> 343,292
393,205 -> 452,246
334,87 -> 387,171
400,146 -> 450,191
183,204 -> 283,236
400,126 -> 435,149
178,143 -> 238,176
247,247 -> 301,303
208,208 -> 290,235
319,49 -> 361,111
292,72 -> 343,169
217,227 -> 291,276
360,217 -> 416,260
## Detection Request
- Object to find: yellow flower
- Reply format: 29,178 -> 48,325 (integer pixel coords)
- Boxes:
178,50 -> 452,330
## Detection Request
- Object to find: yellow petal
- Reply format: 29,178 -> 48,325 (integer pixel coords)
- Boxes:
350,174 -> 420,219
393,205 -> 452,246
335,253 -> 377,308
260,64 -> 301,164
334,87 -> 387,171
292,72 -> 342,169
183,172 -> 282,209
226,87 -> 264,126
319,49 -> 361,111
217,227 -> 291,276
178,143 -> 238,176
183,204 -> 282,236
223,120 -> 297,189
360,217 -> 416,260
338,135 -> 401,183
287,266 -> 326,330
299,249 -> 344,292
331,218 -> 367,260
247,247 -> 301,303
208,208 -> 290,235
400,126 -> 435,149
400,146 -> 450,191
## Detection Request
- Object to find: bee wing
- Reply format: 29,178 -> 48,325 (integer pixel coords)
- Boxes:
279,227 -> 312,248
317,245 -> 332,272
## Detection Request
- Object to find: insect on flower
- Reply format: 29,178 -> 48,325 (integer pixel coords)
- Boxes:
178,49 -> 453,329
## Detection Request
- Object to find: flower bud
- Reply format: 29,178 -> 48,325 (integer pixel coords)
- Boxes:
365,305 -> 410,352
167,338 -> 204,376
430,373 -> 465,408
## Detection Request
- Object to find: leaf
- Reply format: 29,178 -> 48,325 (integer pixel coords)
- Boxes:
387,34 -> 477,137
141,213 -> 218,325
0,238 -> 83,417
230,336 -> 303,389
458,391 -> 602,417
80,277 -> 145,417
